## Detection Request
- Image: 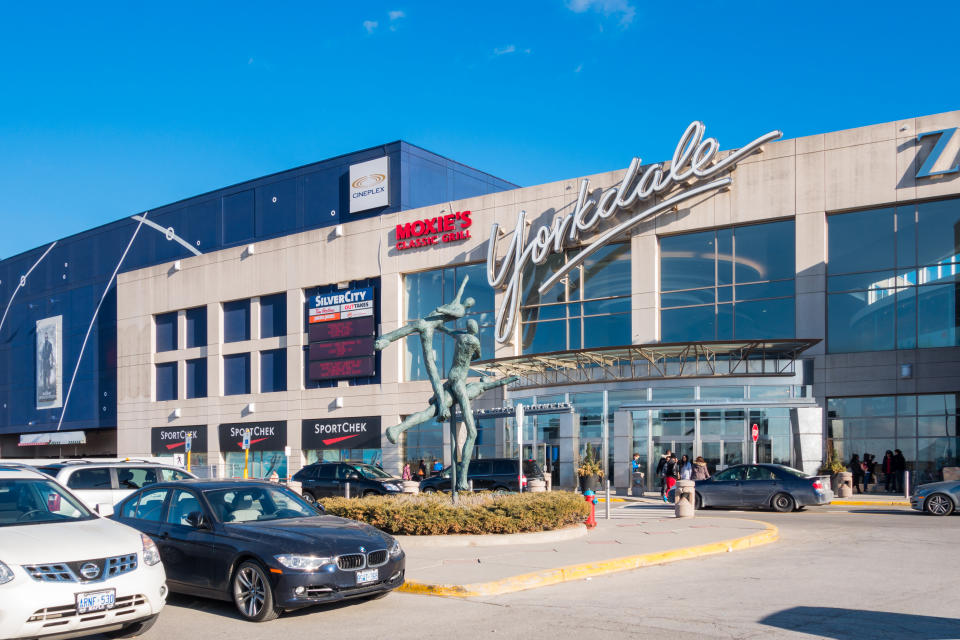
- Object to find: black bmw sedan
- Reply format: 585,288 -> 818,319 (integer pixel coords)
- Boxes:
112,479 -> 405,621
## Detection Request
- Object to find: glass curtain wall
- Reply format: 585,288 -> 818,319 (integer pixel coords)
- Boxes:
660,220 -> 796,342
828,198 -> 960,352
401,419 -> 445,471
304,449 -> 381,466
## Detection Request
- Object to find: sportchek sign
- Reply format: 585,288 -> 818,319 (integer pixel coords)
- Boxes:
151,426 -> 208,453
218,422 -> 287,452
301,417 -> 381,450
395,210 -> 472,251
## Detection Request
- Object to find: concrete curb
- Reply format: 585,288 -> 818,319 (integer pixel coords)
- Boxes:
395,524 -> 587,548
830,499 -> 911,506
398,518 -> 778,598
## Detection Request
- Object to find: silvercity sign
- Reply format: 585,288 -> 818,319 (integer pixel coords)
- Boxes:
486,121 -> 782,343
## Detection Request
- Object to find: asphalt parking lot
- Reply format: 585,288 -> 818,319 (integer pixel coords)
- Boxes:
90,503 -> 959,640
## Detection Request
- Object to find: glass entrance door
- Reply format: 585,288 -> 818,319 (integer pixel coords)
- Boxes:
649,409 -> 695,487
699,409 -> 746,474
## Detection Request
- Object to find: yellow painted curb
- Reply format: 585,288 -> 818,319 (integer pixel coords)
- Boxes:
830,499 -> 910,506
398,518 -> 778,598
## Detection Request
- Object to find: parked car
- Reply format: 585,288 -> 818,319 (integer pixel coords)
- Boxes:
419,458 -> 545,493
674,463 -> 831,512
0,465 -> 167,639
112,479 -> 405,621
911,480 -> 960,515
292,462 -> 403,500
36,460 -> 196,508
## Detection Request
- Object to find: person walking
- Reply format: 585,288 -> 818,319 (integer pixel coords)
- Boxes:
432,458 -> 443,476
401,462 -> 412,481
882,450 -> 895,492
662,455 -> 679,503
692,456 -> 710,481
416,459 -> 427,480
850,454 -> 864,494
893,449 -> 906,493
863,453 -> 875,490
679,454 -> 693,480
656,449 -> 672,498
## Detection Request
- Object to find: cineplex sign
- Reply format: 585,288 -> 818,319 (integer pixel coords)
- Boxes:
395,210 -> 473,250
485,120 -> 783,343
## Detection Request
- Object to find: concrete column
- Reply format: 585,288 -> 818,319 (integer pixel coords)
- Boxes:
249,298 -> 261,393
613,410 -> 632,494
558,412 -> 578,489
381,414 -> 403,475
209,304 -> 222,397
791,407 -> 824,476
287,288 -> 304,391
286,419 -> 302,478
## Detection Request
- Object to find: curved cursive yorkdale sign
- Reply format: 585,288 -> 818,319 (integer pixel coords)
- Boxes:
485,121 -> 782,343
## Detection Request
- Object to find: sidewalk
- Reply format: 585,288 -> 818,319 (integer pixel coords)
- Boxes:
397,514 -> 776,597
602,492 -> 912,508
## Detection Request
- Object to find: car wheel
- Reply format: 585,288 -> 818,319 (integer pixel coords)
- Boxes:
301,492 -> 316,504
925,493 -> 955,516
771,493 -> 795,513
104,614 -> 159,638
492,485 -> 510,493
232,561 -> 281,622
363,490 -> 378,497
422,487 -> 436,493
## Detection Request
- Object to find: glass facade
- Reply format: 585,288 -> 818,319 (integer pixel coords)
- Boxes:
403,264 -> 494,381
401,419 -> 444,468
521,243 -> 631,353
223,353 -> 250,396
827,394 -> 960,482
260,349 -> 286,393
223,299 -> 251,343
185,307 -> 206,348
304,449 -> 382,466
155,312 -> 177,352
155,362 -> 177,401
185,358 -> 206,399
828,198 -> 960,352
660,220 -> 795,342
259,293 -> 286,339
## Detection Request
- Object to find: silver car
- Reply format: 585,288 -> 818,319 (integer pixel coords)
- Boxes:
911,481 -> 960,515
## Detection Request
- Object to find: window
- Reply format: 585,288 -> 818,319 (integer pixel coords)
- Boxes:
66,468 -> 112,490
186,358 -> 207,399
402,419 -> 444,466
260,349 -> 287,393
521,243 -> 631,353
403,264 -> 494,381
166,490 -> 202,526
713,467 -> 745,482
492,460 -> 515,475
134,488 -> 170,522
828,198 -> 960,352
660,221 -> 795,341
223,353 -> 251,395
117,467 -> 159,489
223,299 -> 250,343
155,312 -> 178,352
260,293 -> 287,339
185,307 -> 206,348
161,469 -> 194,481
156,362 -> 178,401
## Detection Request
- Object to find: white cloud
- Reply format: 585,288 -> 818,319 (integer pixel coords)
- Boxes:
574,63 -> 583,73
363,20 -> 378,34
567,0 -> 636,26
388,10 -> 405,20
493,44 -> 516,56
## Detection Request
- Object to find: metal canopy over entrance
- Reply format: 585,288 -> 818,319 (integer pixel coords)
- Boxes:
474,339 -> 820,390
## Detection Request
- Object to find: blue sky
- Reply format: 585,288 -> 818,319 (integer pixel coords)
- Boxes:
1,0 -> 958,259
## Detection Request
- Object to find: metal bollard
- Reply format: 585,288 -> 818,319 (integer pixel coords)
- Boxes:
345,482 -> 350,499
605,481 -> 611,520
904,471 -> 910,499
469,479 -> 474,492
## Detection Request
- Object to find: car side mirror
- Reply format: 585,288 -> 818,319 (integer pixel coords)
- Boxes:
313,502 -> 326,515
95,503 -> 114,517
185,511 -> 210,529
348,473 -> 360,481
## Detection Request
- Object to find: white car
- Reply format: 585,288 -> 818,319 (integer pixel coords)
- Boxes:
0,466 -> 167,639
36,461 -> 196,509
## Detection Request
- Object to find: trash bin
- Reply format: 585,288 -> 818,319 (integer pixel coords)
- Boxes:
632,472 -> 645,497
675,479 -> 695,518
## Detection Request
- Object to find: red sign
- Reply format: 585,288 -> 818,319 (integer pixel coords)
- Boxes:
395,211 -> 472,251
751,424 -> 759,442
309,357 -> 376,381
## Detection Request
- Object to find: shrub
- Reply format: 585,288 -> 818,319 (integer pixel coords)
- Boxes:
319,491 -> 591,535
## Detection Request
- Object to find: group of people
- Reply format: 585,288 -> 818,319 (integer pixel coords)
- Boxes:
401,458 -> 445,481
653,450 -> 711,502
849,449 -> 906,494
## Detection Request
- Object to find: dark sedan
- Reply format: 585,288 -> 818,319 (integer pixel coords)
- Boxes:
112,480 -> 405,621
676,464 -> 831,512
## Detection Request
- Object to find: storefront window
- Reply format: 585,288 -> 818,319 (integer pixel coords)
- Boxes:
661,221 -> 795,342
403,264 -> 494,381
828,198 -> 960,352
224,451 -> 287,480
304,449 -> 381,465
521,243 -> 631,353
402,419 -> 444,468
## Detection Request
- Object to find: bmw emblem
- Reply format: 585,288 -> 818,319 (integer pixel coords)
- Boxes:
80,563 -> 100,580
359,546 -> 366,553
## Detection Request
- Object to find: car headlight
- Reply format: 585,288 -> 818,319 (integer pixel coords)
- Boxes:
383,483 -> 401,492
388,539 -> 402,559
275,555 -> 334,571
141,534 -> 161,566
0,561 -> 14,585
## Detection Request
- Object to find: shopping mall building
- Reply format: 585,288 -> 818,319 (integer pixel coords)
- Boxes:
2,111 -> 960,492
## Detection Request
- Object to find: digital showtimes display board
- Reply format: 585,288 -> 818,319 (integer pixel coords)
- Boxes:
307,287 -> 376,381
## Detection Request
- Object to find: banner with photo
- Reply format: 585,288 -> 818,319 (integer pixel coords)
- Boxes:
36,315 -> 63,410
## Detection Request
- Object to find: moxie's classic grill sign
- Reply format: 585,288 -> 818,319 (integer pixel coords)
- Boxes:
395,211 -> 472,251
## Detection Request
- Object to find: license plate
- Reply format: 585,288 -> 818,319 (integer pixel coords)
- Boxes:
76,589 -> 115,614
356,569 -> 378,585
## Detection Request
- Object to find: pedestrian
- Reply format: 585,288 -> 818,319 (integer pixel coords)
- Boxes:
402,462 -> 412,481
631,453 -> 641,473
893,449 -> 906,493
679,454 -> 693,480
432,458 -> 443,475
882,450 -> 895,492
416,459 -> 427,480
656,449 -> 672,498
662,455 -> 679,503
863,453 -> 875,489
692,456 -> 710,481
849,454 -> 863,494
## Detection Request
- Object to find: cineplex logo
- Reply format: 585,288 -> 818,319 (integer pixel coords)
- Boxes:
486,121 -> 782,343
351,172 -> 386,199
395,210 -> 473,251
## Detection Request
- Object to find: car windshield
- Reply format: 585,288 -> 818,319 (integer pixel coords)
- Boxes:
353,464 -> 391,479
0,478 -> 96,527
204,486 -> 320,523
775,466 -> 809,479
